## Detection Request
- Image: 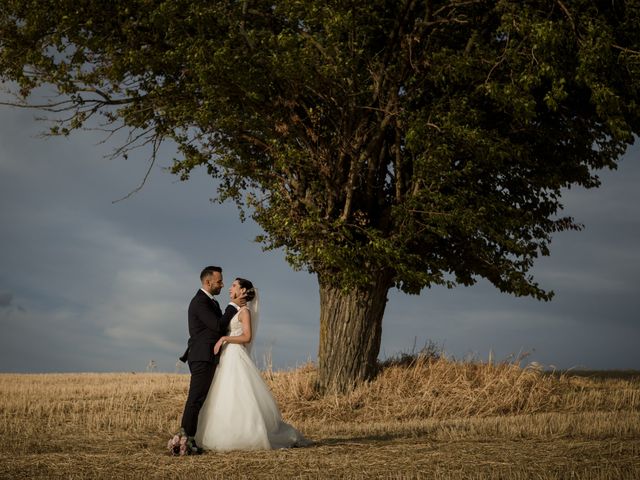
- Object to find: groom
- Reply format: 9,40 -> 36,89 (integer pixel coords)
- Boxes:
178,265 -> 246,454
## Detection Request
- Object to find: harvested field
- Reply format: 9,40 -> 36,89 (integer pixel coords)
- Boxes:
1,357 -> 638,479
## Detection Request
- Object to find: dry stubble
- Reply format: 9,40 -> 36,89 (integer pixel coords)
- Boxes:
1,357 -> 639,479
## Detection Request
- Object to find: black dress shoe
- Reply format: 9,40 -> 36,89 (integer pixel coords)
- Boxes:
187,438 -> 204,455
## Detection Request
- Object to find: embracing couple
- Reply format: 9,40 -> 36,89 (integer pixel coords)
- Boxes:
170,265 -> 309,455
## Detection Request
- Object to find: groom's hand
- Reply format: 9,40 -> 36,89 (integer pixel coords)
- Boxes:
235,294 -> 247,308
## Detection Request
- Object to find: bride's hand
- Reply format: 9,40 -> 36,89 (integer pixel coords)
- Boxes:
213,337 -> 226,355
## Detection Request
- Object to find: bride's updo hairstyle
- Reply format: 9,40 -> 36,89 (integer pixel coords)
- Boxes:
236,278 -> 256,302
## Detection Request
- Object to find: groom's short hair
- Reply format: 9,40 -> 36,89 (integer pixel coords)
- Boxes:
200,265 -> 222,281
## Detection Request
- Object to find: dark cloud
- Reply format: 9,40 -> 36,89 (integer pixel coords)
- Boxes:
0,291 -> 26,314
0,97 -> 318,372
0,292 -> 12,307
1,91 -> 639,373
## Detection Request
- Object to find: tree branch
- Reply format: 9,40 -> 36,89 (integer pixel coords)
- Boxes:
112,133 -> 162,203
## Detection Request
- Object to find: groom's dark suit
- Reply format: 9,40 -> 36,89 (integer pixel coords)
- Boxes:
180,289 -> 238,437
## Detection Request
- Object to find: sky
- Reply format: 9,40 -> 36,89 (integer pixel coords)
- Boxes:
1,90 -> 639,374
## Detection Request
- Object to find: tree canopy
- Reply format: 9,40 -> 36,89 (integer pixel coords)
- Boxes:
2,0 -> 640,390
2,1 -> 639,297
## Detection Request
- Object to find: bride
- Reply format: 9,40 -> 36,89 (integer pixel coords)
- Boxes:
194,277 -> 310,450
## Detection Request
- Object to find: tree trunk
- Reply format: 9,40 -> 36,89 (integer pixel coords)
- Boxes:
317,272 -> 393,393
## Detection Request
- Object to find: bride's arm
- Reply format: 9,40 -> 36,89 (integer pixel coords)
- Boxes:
213,308 -> 251,354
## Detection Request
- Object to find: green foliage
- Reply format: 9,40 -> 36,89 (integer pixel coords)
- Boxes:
2,0 -> 639,299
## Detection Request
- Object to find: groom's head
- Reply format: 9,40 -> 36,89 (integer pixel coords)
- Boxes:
200,266 -> 223,295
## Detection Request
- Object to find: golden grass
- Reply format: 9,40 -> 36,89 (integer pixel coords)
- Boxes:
1,357 -> 639,479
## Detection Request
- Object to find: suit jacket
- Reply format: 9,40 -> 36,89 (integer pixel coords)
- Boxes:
179,289 -> 238,364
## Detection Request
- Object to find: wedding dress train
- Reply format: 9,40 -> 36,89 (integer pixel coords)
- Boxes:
195,306 -> 309,450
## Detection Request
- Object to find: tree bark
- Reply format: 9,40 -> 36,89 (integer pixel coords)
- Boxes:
317,271 -> 394,393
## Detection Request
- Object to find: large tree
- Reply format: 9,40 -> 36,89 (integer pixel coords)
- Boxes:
2,0 -> 639,391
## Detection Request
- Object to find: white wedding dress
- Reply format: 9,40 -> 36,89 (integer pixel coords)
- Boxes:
195,300 -> 309,451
